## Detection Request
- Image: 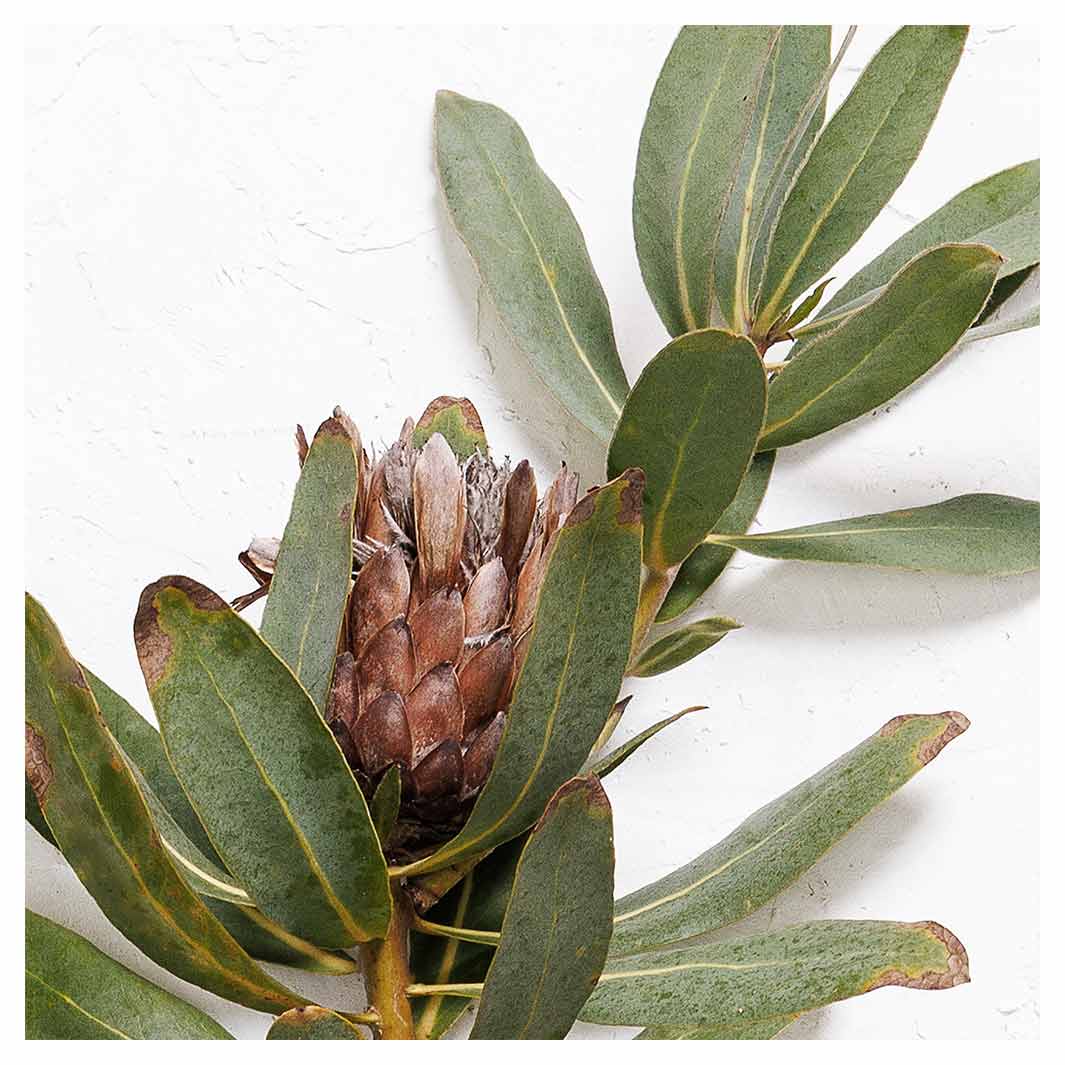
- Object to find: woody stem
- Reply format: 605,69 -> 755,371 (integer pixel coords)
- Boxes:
359,881 -> 416,1039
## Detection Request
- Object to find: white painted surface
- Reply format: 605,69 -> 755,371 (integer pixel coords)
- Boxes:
25,25 -> 1039,1039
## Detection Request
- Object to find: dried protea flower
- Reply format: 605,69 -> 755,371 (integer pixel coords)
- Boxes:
240,398 -> 577,857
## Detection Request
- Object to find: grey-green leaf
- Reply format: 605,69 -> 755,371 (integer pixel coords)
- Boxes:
710,494 -> 1038,576
370,764 -> 402,844
631,618 -> 741,678
471,776 -> 614,1039
657,451 -> 775,622
609,712 -> 968,956
820,159 -> 1039,321
754,26 -> 968,332
26,910 -> 233,1040
261,415 -> 358,713
135,576 -> 390,946
588,706 -> 707,779
964,304 -> 1039,344
266,1006 -> 366,1040
760,243 -> 1001,450
435,90 -> 628,442
583,920 -> 969,1028
398,472 -> 643,877
608,330 -> 767,572
634,26 -> 781,335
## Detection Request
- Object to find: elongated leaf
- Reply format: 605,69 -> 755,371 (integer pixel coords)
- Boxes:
608,330 -> 766,572
84,668 -> 353,973
261,415 -> 358,713
135,576 -> 390,946
760,243 -> 1001,450
631,618 -> 740,678
26,910 -> 233,1040
435,91 -> 628,442
24,595 -> 303,1014
411,838 -> 525,1039
634,26 -> 780,336
583,920 -> 969,1028
754,26 -> 968,332
710,494 -> 1038,576
471,776 -> 614,1039
412,396 -> 488,459
267,1006 -> 365,1040
609,712 -> 968,955
821,159 -> 1039,321
371,763 -> 402,844
588,706 -> 706,779
657,451 -> 775,622
964,304 -> 1039,344
25,776 -> 55,846
715,27 -> 831,331
976,263 -> 1037,325
400,471 -> 643,876
638,1015 -> 798,1040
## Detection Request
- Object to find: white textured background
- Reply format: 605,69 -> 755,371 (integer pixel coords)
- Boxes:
25,25 -> 1039,1040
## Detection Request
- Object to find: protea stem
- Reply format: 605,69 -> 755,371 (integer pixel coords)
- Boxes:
359,882 -> 416,1039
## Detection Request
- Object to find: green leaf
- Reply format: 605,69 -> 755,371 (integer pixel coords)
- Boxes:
370,764 -> 402,844
753,26 -> 968,332
411,396 -> 488,459
608,330 -> 767,573
266,1006 -> 366,1040
26,910 -> 233,1040
400,470 -> 643,876
657,452 -> 775,622
638,1015 -> 798,1040
760,243 -> 1001,450
24,595 -> 303,1015
583,920 -> 969,1028
135,576 -> 390,946
631,617 -> 740,678
976,263 -> 1037,325
634,26 -> 781,336
709,494 -> 1038,576
715,27 -> 831,332
261,415 -> 358,713
471,776 -> 614,1039
435,90 -> 629,442
411,839 -> 525,1039
819,159 -> 1039,323
25,776 -> 55,846
84,668 -> 354,974
609,712 -> 968,956
587,706 -> 707,779
964,304 -> 1039,344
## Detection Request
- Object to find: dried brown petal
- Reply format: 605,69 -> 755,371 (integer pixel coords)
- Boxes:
511,533 -> 546,638
351,545 -> 410,656
410,739 -> 463,801
409,587 -> 465,682
326,651 -> 358,731
459,634 -> 514,733
353,691 -> 412,776
462,557 -> 509,640
356,618 -> 414,710
362,462 -> 394,546
463,452 -> 511,572
543,463 -> 579,541
295,424 -> 309,467
463,713 -> 505,795
499,459 -> 537,579
413,433 -> 466,596
405,663 -> 463,763
246,536 -> 280,574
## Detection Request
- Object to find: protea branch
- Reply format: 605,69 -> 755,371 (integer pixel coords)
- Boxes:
26,24 -> 1038,1040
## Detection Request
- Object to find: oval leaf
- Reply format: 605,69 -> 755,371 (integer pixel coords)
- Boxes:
399,470 -> 643,876
135,576 -> 390,946
587,706 -> 707,779
753,25 -> 968,331
709,494 -> 1039,576
634,26 -> 781,335
760,243 -> 1002,450
471,776 -> 614,1039
26,910 -> 233,1040
261,415 -> 358,713
609,330 -> 766,573
610,712 -> 968,956
435,91 -> 628,442
266,1006 -> 366,1040
631,617 -> 740,678
24,595 -> 303,1014
657,451 -> 775,622
583,920 -> 969,1028
411,396 -> 488,459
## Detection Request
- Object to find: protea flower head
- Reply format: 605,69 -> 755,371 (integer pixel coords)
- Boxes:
239,397 -> 578,858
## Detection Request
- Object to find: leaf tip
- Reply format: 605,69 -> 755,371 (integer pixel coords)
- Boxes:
135,576 -> 225,689
865,922 -> 970,992
878,710 -> 970,764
